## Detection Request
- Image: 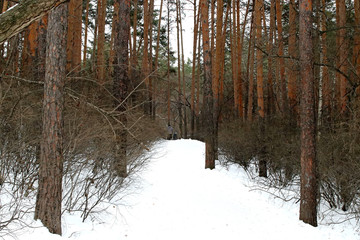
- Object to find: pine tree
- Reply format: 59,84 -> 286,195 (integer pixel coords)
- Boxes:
299,0 -> 318,227
34,3 -> 68,235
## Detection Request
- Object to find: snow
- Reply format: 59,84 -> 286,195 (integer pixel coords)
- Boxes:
5,139 -> 359,240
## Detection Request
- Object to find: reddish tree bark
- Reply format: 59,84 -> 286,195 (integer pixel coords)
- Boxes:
288,0 -> 297,115
321,0 -> 330,119
354,0 -> 360,82
337,0 -> 347,114
299,0 -> 318,227
34,3 -> 68,235
276,0 -> 287,114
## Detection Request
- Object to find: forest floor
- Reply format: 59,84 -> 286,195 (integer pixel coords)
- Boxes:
7,139 -> 360,240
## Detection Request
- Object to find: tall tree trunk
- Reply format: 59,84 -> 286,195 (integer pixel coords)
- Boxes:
247,14 -> 255,121
97,0 -> 106,83
354,0 -> 360,86
288,0 -> 297,117
149,0 -> 155,118
130,0 -> 138,79
276,0 -> 287,114
152,0 -> 163,119
299,0 -> 318,227
255,0 -> 264,119
337,0 -> 347,114
255,0 -> 266,177
231,0 -> 238,116
154,0 -> 164,72
34,3 -> 67,235
176,0 -> 183,137
83,0 -> 90,69
66,0 -> 74,72
179,1 -> 187,138
142,0 -> 151,115
91,12 -> 98,74
200,0 -> 215,169
321,0 -> 330,120
191,0 -> 200,138
72,0 -> 82,72
113,0 -> 130,177
267,0 -> 276,115
236,0 -> 250,118
167,0 -> 171,125
109,0 -> 120,74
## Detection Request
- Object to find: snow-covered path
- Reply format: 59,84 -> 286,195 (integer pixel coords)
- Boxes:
15,139 -> 359,240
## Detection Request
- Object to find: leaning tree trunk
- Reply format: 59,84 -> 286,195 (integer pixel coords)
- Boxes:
299,0 -> 318,227
0,0 -> 68,44
34,2 -> 67,235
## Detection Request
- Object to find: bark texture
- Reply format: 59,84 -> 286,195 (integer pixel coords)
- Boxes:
34,3 -> 67,235
113,0 -> 130,177
200,0 -> 215,169
299,0 -> 318,227
0,0 -> 67,44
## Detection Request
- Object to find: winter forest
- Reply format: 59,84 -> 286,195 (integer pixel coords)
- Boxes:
0,0 -> 360,237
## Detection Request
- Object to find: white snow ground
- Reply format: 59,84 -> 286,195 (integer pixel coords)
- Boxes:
7,139 -> 359,240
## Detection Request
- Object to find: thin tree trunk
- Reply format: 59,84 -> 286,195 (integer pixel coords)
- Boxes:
72,0 -> 82,72
109,0 -> 120,74
321,0 -> 330,120
288,0 -> 297,116
276,0 -> 287,114
130,0 -> 138,79
299,0 -> 318,227
337,0 -> 347,114
236,0 -> 250,119
231,0 -> 238,116
97,0 -> 106,83
167,0 -> 171,125
149,0 -> 155,118
267,0 -> 276,115
247,14 -> 255,121
154,0 -> 163,72
113,0 -> 130,177
34,3 -> 67,235
200,0 -> 215,169
196,21 -> 201,130
255,0 -> 266,178
179,2 -> 187,138
176,0 -> 183,137
142,0 -> 151,115
153,0 -> 163,119
83,0 -> 90,69
191,0 -> 199,138
66,0 -> 74,72
255,0 -> 264,119
355,0 -> 360,82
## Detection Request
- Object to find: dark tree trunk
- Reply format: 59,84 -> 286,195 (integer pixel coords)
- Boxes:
200,0 -> 215,169
34,3 -> 68,235
112,0 -> 130,177
299,0 -> 318,227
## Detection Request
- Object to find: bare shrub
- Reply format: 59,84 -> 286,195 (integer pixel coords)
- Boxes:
0,72 -> 162,235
